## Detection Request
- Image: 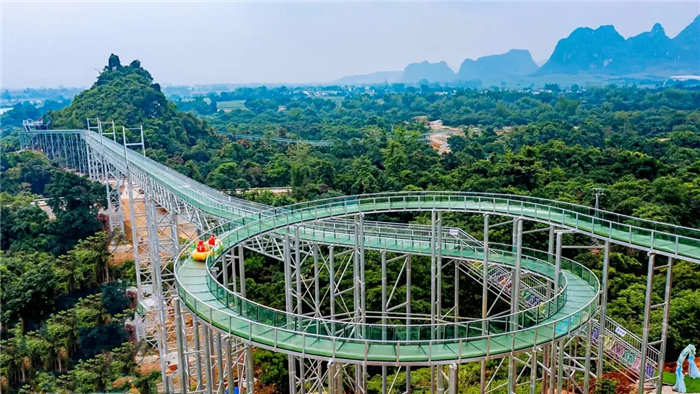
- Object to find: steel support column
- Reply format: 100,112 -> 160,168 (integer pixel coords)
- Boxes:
596,240 -> 610,381
381,251 -> 388,394
508,219 -> 523,394
557,337 -> 564,394
406,254 -> 412,394
583,319 -> 593,394
353,214 -> 367,394
234,244 -> 254,394
549,231 -> 564,394
283,230 -> 297,394
542,226 -> 555,394
481,214 -> 489,394
436,211 -> 444,394
530,347 -> 537,394
430,210 -> 438,394
174,298 -> 188,394
656,258 -> 673,394
448,364 -> 458,394
203,325 -> 214,394
638,253 -> 656,394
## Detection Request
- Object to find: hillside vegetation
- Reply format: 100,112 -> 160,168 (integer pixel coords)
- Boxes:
49,54 -> 220,158
1,88 -> 156,392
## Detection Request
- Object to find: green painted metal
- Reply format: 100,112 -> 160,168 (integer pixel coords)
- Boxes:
203,195 -> 700,265
179,248 -> 593,364
24,130 -> 700,365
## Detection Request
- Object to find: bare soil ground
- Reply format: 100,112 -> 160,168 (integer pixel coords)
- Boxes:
415,118 -> 465,154
110,244 -> 134,266
120,191 -> 199,245
428,129 -> 464,154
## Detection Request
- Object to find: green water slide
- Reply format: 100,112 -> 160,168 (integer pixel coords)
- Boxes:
173,194 -> 700,365
25,130 -> 700,366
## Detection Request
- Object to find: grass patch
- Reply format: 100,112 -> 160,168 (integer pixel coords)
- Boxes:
217,100 -> 248,111
662,371 -> 700,392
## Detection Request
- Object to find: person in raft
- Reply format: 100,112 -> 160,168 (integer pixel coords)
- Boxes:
208,234 -> 218,247
196,240 -> 207,253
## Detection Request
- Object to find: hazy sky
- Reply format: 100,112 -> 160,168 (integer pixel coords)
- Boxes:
2,1 -> 699,88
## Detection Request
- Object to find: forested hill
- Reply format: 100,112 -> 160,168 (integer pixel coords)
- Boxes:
0,139 -> 157,393
0,58 -> 177,392
0,57 -> 172,389
48,54 -> 221,158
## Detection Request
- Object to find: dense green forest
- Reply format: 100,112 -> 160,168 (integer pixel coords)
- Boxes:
0,100 -> 72,133
2,55 -> 699,393
0,143 -> 157,392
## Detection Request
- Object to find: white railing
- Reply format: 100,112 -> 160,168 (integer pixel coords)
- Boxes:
590,316 -> 659,380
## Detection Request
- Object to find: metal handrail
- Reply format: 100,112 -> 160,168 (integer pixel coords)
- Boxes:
221,193 -> 700,264
194,232 -> 571,334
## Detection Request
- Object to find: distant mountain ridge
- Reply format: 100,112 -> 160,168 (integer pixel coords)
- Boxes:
538,15 -> 700,75
333,14 -> 700,86
334,71 -> 403,85
402,61 -> 456,83
458,49 -> 538,81
335,51 -> 539,85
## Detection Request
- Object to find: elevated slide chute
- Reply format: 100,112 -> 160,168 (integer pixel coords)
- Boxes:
174,193 -> 700,365
22,129 -> 700,374
175,195 -> 603,365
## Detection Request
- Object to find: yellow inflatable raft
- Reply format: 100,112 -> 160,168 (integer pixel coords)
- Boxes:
190,241 -> 222,262
191,249 -> 213,262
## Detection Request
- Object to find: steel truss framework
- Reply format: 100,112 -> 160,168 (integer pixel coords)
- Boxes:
207,214 -> 568,394
21,121 -> 238,394
238,216 -> 602,394
19,122 -> 694,394
181,193 -> 695,394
